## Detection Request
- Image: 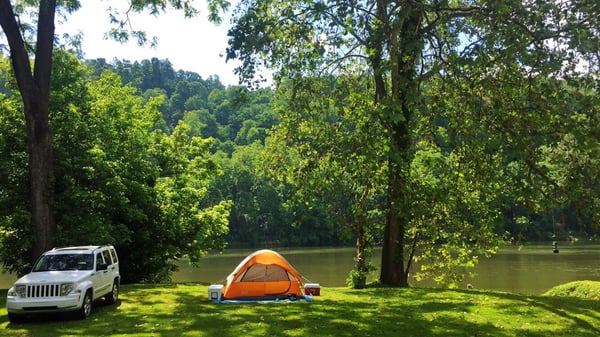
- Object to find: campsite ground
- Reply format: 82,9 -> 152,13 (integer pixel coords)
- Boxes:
1,283 -> 599,336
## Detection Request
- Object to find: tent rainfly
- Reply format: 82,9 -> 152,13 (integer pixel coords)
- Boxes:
221,249 -> 305,301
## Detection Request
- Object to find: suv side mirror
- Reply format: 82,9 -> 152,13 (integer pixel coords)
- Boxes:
97,263 -> 108,271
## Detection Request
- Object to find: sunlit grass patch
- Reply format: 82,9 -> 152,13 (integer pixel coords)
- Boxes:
1,283 -> 599,336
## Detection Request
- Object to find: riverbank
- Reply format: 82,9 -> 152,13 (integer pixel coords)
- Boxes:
2,283 -> 599,336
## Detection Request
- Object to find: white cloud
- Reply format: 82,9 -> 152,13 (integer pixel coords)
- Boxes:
56,1 -> 241,86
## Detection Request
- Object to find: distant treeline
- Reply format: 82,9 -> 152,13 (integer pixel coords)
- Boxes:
86,57 -> 353,249
87,57 -> 598,247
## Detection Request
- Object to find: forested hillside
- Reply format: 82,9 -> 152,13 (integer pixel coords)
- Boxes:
1,53 -> 597,283
86,57 -> 600,249
85,57 -> 352,249
2,0 -> 598,291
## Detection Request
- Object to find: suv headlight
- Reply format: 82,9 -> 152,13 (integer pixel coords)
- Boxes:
60,283 -> 77,296
8,285 -> 26,297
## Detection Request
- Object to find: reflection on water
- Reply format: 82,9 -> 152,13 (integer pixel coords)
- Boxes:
2,245 -> 599,295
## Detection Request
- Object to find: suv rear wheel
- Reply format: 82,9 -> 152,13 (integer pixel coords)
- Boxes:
106,280 -> 119,304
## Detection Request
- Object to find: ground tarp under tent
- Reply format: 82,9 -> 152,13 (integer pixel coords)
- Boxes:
220,249 -> 308,302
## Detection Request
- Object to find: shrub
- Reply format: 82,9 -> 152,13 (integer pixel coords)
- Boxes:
543,280 -> 600,300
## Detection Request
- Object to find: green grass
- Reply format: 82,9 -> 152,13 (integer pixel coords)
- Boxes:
1,283 -> 600,336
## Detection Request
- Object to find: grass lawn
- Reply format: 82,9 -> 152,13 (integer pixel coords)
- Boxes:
1,283 -> 599,336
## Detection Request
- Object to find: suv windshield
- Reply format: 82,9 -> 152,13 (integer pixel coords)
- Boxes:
32,253 -> 94,271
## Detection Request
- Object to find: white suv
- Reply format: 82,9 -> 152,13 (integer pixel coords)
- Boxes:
6,245 -> 120,322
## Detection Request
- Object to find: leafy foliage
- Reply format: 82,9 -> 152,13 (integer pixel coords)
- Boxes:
225,0 -> 600,287
265,75 -> 387,287
0,52 -> 230,282
3,2 -> 599,286
0,58 -> 31,273
0,0 -> 236,280
94,58 -> 350,249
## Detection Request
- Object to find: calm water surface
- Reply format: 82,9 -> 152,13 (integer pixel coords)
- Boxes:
2,244 -> 598,295
171,244 -> 600,294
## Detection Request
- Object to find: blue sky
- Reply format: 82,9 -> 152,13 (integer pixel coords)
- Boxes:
55,1 -> 241,86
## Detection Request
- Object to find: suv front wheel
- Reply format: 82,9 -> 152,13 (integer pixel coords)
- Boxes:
77,290 -> 93,319
7,312 -> 23,323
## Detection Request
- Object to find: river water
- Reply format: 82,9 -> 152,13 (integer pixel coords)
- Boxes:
171,244 -> 600,295
2,244 -> 599,295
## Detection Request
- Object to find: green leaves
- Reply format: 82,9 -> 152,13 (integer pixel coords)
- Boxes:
0,51 -> 232,281
227,0 -> 600,285
101,1 -> 202,47
265,75 -> 387,287
207,0 -> 230,23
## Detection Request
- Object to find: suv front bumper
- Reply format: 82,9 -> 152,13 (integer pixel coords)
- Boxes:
6,292 -> 84,314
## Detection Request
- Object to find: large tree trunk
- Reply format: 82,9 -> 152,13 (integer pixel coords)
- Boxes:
379,124 -> 410,287
352,186 -> 372,288
25,97 -> 55,261
0,0 -> 57,262
353,214 -> 368,288
378,0 -> 423,287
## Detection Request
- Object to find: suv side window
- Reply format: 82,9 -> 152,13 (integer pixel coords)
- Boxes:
95,253 -> 104,269
109,248 -> 118,264
102,250 -> 112,265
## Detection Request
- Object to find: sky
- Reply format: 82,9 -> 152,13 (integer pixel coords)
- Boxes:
55,1 -> 241,86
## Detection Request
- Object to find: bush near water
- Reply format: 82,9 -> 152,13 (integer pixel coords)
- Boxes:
543,280 -> 600,300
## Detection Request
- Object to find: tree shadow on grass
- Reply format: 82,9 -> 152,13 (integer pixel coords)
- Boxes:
481,290 -> 600,336
3,284 -> 599,337
2,296 -> 123,336
169,286 -> 517,337
171,286 -> 600,337
10,284 -> 188,336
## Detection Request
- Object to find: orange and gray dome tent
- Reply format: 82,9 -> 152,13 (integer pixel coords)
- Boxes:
221,249 -> 305,301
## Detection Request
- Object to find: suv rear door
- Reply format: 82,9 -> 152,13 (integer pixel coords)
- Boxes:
92,250 -> 112,298
108,247 -> 119,272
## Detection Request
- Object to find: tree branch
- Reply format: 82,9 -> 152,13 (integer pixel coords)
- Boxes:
0,0 -> 34,97
33,0 -> 57,106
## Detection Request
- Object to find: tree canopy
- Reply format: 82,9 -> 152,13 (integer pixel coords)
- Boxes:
0,0 -> 599,287
226,0 -> 600,287
0,51 -> 231,281
0,0 -> 230,268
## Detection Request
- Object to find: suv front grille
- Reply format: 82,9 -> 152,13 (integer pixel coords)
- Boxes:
26,284 -> 61,298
